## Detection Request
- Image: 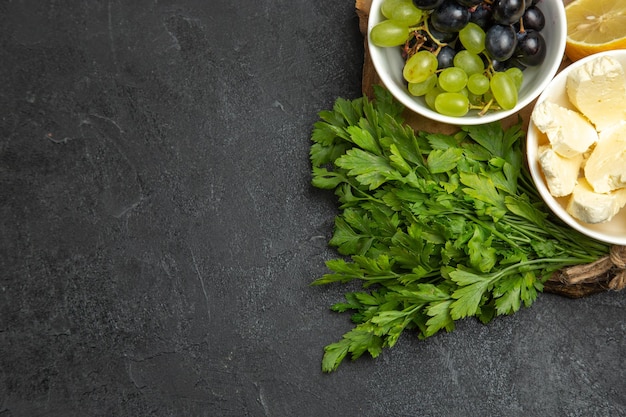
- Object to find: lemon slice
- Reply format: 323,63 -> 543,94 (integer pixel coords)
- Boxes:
565,0 -> 626,62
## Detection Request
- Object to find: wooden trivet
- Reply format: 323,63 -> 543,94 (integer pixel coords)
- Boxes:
355,0 -> 625,298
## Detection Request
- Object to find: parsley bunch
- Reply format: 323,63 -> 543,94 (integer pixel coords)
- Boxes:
310,86 -> 610,372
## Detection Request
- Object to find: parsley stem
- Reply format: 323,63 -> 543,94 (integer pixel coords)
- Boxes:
502,218 -> 596,260
459,211 -> 523,250
487,257 -> 589,281
346,180 -> 386,205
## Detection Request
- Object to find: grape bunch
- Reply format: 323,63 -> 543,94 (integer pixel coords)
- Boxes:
370,0 -> 547,117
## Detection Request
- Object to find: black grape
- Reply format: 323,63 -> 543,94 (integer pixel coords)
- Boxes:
426,21 -> 459,43
491,57 -> 526,72
412,0 -> 445,10
456,0 -> 482,6
485,24 -> 517,61
521,6 -> 545,31
515,29 -> 546,66
493,0 -> 525,25
526,0 -> 541,9
469,3 -> 494,29
437,45 -> 457,69
431,0 -> 471,33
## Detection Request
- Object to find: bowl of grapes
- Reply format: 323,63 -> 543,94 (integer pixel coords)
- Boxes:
367,0 -> 567,125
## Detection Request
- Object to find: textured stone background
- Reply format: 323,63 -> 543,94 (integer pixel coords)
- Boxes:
1,1 -> 624,416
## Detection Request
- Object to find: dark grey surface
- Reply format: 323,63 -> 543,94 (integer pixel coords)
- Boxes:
1,1 -> 624,416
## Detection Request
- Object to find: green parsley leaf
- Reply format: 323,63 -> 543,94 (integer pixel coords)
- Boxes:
335,148 -> 402,190
427,148 -> 464,174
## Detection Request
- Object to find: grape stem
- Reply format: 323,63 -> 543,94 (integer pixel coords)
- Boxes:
421,18 -> 448,49
483,55 -> 497,77
518,17 -> 526,34
476,98 -> 497,116
403,30 -> 429,59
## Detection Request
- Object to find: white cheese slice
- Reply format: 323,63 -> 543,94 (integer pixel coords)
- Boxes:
566,55 -> 626,132
537,145 -> 582,197
566,179 -> 626,224
531,100 -> 598,157
584,122 -> 626,193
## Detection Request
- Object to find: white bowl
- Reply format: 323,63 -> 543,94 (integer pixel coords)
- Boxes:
526,50 -> 626,246
367,0 -> 567,125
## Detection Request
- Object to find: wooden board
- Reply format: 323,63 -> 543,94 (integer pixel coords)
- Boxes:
355,0 -> 625,298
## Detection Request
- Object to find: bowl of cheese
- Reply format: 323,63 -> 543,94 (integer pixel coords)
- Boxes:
527,49 -> 626,246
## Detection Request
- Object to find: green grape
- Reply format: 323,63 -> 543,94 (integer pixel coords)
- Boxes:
434,92 -> 470,117
370,20 -> 410,47
425,85 -> 443,110
453,50 -> 484,76
458,22 -> 486,55
381,0 -> 409,19
505,67 -> 524,91
438,67 -> 468,93
408,73 -> 437,96
490,72 -> 518,110
391,1 -> 423,25
467,73 -> 490,95
468,91 -> 483,106
403,50 -> 438,83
